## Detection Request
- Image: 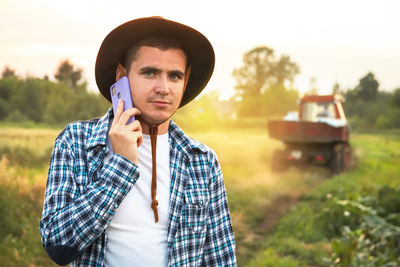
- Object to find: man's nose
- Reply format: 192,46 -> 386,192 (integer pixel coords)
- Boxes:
155,76 -> 170,95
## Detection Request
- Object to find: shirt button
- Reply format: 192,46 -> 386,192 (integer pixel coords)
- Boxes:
130,179 -> 134,183
114,204 -> 118,209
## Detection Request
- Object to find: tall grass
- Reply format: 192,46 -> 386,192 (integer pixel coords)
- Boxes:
0,128 -> 59,266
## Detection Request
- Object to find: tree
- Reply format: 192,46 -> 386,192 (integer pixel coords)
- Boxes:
342,72 -> 399,130
232,46 -> 299,117
2,66 -> 16,78
0,62 -> 108,124
391,88 -> 400,107
355,72 -> 379,101
233,46 -> 299,97
54,60 -> 84,90
0,75 -> 23,119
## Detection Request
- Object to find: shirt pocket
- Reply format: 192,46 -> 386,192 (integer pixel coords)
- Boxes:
183,191 -> 209,233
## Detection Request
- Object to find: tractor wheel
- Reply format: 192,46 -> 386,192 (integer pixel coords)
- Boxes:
329,145 -> 343,174
343,143 -> 352,169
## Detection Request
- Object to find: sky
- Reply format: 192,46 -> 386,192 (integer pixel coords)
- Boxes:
1,0 -> 400,99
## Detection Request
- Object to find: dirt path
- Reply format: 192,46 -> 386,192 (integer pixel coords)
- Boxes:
236,170 -> 328,266
236,192 -> 305,265
257,193 -> 302,233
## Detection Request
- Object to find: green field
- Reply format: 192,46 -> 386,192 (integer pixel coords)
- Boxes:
1,126 -> 399,266
247,132 -> 400,266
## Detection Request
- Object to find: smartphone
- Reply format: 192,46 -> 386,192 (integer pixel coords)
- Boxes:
110,76 -> 135,124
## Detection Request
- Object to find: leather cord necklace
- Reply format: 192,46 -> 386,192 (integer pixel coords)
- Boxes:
149,125 -> 159,222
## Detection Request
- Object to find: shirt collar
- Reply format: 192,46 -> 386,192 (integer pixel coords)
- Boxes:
168,120 -> 207,156
86,108 -> 112,150
85,108 -> 207,155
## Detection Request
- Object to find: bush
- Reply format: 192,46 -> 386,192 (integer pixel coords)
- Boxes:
316,195 -> 375,238
329,216 -> 400,266
6,110 -> 31,123
376,186 -> 400,225
0,76 -> 109,126
323,187 -> 400,266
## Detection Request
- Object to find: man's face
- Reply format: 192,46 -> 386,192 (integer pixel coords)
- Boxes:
127,46 -> 187,128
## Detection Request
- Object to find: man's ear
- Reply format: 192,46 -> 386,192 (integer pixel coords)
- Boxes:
115,63 -> 127,82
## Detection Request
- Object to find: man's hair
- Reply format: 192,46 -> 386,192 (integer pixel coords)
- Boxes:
123,35 -> 189,73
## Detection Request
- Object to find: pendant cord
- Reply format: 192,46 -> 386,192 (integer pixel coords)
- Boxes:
149,126 -> 159,223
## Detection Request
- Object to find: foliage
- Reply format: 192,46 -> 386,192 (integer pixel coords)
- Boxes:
174,91 -> 229,130
354,72 -> 379,101
0,63 -> 109,126
321,187 -> 400,266
1,65 -> 16,78
233,46 -> 299,96
232,46 -> 300,118
249,248 -> 307,267
391,88 -> 400,106
316,196 -> 375,239
343,72 -> 400,130
328,205 -> 400,266
54,59 -> 85,90
0,123 -> 327,266
0,136 -> 59,267
1,126 -> 399,266
0,145 -> 52,167
0,164 -> 56,266
249,132 -> 400,266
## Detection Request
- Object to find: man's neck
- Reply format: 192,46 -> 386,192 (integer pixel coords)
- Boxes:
139,118 -> 170,135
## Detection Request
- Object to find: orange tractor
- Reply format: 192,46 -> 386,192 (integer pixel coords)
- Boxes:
268,95 -> 351,173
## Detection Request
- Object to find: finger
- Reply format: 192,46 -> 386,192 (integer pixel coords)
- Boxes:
125,131 -> 143,147
111,100 -> 124,129
136,133 -> 143,147
118,108 -> 141,125
126,120 -> 142,132
115,99 -> 124,119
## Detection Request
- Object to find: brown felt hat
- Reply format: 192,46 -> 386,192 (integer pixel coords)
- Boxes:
95,16 -> 215,107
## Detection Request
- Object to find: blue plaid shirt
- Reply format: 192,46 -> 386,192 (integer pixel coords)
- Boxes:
40,109 -> 236,266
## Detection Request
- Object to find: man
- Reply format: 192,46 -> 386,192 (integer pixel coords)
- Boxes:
40,17 -> 236,266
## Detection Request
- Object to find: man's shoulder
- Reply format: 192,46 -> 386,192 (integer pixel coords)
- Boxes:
55,109 -> 111,148
57,118 -> 98,139
187,136 -> 215,155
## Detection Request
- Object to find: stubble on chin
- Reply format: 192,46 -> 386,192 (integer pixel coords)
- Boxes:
136,113 -> 169,127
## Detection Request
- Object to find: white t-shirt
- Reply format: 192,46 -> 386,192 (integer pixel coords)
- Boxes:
105,132 -> 170,267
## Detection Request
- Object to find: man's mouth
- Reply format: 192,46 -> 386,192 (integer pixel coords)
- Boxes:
150,100 -> 171,108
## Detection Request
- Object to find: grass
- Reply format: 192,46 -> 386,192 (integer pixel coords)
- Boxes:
2,124 -> 398,266
0,128 -> 58,266
248,132 -> 400,266
187,128 -> 330,265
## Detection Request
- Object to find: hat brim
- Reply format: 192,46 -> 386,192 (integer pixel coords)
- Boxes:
95,17 -> 215,108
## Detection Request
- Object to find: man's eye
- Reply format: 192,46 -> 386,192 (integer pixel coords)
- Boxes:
169,73 -> 183,80
144,71 -> 154,77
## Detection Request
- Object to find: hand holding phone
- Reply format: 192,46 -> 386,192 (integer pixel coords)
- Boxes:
109,76 -> 142,164
110,76 -> 135,124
